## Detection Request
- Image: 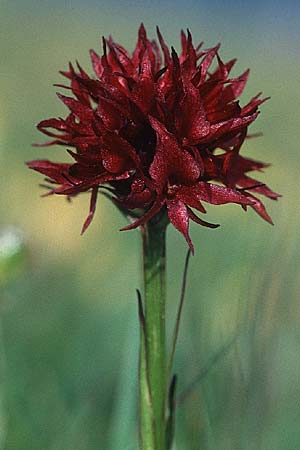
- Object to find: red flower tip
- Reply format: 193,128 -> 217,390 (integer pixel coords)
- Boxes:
81,187 -> 98,234
28,25 -> 279,249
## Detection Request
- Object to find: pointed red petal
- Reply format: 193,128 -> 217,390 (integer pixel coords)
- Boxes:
199,44 -> 221,82
90,49 -> 103,78
57,93 -> 94,123
175,186 -> 207,213
97,96 -> 123,130
241,93 -> 269,116
101,132 -> 141,171
156,26 -> 171,65
167,199 -> 194,253
120,197 -> 165,231
196,182 -> 254,205
222,69 -> 250,104
246,194 -> 274,224
187,207 -> 219,228
149,117 -> 200,189
237,175 -> 281,199
177,82 -> 210,142
81,187 -> 98,234
131,49 -> 155,114
26,159 -> 72,185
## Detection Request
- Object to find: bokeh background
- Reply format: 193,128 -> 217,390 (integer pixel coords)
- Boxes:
1,1 -> 299,449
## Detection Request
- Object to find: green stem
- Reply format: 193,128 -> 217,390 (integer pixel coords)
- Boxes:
139,220 -> 167,450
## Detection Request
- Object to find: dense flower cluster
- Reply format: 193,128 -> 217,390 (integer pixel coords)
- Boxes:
27,25 -> 279,251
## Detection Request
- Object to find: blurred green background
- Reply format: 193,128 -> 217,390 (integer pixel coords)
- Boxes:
1,1 -> 299,449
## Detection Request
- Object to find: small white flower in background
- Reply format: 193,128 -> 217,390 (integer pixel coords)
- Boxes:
0,227 -> 24,259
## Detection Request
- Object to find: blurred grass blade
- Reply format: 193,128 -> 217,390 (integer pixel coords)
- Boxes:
137,289 -> 156,450
167,249 -> 191,384
166,374 -> 177,450
178,331 -> 239,404
0,323 -> 7,450
108,304 -> 139,450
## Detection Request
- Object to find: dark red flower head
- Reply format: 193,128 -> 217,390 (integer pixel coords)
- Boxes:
27,24 -> 279,252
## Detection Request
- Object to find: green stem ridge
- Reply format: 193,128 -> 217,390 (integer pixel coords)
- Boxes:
139,220 -> 167,450
138,289 -> 156,449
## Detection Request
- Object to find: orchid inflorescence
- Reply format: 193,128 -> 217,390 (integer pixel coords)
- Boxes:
27,24 -> 279,252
